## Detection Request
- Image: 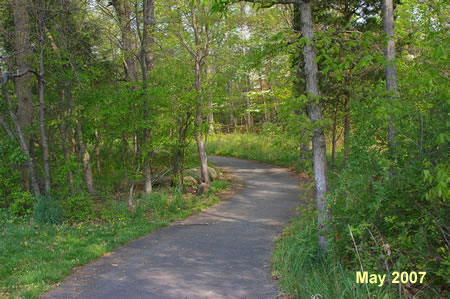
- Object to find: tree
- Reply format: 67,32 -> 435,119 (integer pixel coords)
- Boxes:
168,0 -> 215,184
382,0 -> 398,148
214,0 -> 329,249
12,0 -> 33,143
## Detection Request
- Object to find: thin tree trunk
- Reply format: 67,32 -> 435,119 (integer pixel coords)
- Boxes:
343,95 -> 351,157
260,76 -> 269,121
382,0 -> 398,149
195,59 -> 210,184
245,73 -> 252,131
95,129 -> 101,176
228,99 -> 235,128
206,65 -> 214,133
300,0 -> 329,250
76,122 -> 95,194
38,45 -> 51,194
58,110 -> 74,190
331,101 -> 338,165
122,133 -> 128,179
2,86 -> 40,197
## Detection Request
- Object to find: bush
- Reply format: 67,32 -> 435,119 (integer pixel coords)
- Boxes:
8,191 -> 33,215
33,196 -> 62,224
62,193 -> 95,222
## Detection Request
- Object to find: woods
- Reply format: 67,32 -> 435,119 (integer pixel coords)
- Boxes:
0,0 -> 448,297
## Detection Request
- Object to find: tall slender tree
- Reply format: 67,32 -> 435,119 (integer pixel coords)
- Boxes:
382,0 -> 398,149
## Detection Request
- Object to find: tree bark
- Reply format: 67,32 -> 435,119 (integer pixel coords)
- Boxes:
76,122 -> 95,194
195,59 -> 210,184
331,102 -> 338,165
38,45 -> 51,194
382,0 -> 398,149
2,86 -> 40,197
113,0 -> 138,82
13,0 -> 33,141
300,0 -> 329,250
206,65 -> 214,133
260,76 -> 269,121
343,94 -> 351,157
138,0 -> 154,196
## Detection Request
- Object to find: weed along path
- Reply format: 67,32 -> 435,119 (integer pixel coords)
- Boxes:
44,156 -> 301,298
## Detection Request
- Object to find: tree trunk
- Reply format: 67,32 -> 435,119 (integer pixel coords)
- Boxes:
95,129 -> 101,176
13,0 -> 33,141
382,0 -> 398,149
2,86 -> 40,197
195,59 -> 210,184
206,65 -> 214,133
113,0 -> 138,82
343,95 -> 351,157
244,73 -> 252,132
331,102 -> 338,165
139,0 -> 154,196
77,122 -> 95,194
260,76 -> 269,121
38,45 -> 51,194
300,0 -> 329,250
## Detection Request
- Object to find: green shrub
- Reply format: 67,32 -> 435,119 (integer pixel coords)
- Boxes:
62,193 -> 95,222
33,196 -> 62,224
8,191 -> 33,215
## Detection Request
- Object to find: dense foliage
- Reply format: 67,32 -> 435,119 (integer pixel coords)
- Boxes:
0,0 -> 448,297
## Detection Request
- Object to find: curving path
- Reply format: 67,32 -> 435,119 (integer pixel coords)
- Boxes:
44,156 -> 301,299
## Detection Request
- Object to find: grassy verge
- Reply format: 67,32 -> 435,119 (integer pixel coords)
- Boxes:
272,216 -> 395,298
208,133 -> 396,298
207,133 -> 310,172
0,180 -> 229,298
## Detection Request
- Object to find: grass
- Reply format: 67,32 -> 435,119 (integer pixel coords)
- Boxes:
272,217 -> 395,299
207,133 -> 311,172
208,133 -> 397,298
0,180 -> 229,298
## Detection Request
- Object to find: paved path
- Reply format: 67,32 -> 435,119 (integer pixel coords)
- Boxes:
44,156 -> 301,299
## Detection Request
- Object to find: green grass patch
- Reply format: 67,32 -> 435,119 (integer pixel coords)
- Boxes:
207,133 -> 311,172
272,216 -> 396,299
0,186 -> 229,298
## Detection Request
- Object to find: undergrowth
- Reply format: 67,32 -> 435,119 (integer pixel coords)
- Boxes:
0,180 -> 229,298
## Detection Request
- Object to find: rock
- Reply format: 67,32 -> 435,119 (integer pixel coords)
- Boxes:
158,176 -> 173,187
185,168 -> 201,180
183,176 -> 198,186
197,183 -> 211,195
208,167 -> 218,181
185,167 -> 218,182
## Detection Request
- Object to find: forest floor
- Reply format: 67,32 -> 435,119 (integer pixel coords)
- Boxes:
43,156 -> 302,298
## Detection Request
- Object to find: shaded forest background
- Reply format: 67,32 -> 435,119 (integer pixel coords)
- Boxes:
0,0 -> 448,297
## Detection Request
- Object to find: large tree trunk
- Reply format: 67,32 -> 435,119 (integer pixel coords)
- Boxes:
13,0 -> 33,140
382,0 -> 398,148
300,0 -> 329,250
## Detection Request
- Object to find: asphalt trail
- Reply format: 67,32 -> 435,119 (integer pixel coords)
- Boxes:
44,156 -> 301,299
